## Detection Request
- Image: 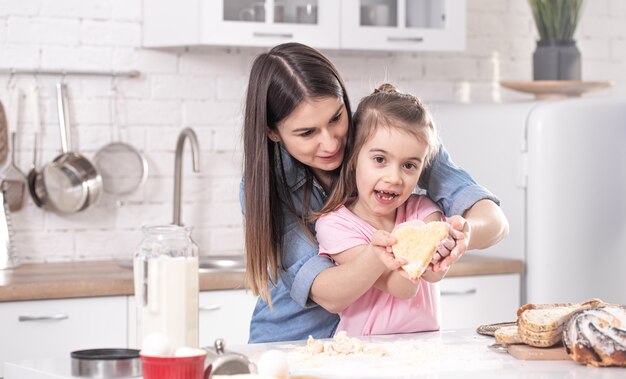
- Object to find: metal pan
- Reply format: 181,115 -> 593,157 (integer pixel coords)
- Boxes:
93,83 -> 148,198
38,83 -> 102,213
71,348 -> 141,378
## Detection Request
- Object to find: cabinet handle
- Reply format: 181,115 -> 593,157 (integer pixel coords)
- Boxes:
199,304 -> 221,312
387,36 -> 424,43
441,288 -> 477,296
18,313 -> 69,322
253,32 -> 293,39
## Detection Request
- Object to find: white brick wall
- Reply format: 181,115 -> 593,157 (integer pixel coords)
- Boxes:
0,0 -> 624,263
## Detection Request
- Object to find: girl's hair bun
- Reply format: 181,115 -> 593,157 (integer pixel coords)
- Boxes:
374,83 -> 398,94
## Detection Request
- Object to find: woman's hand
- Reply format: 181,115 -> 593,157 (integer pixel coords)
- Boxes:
370,230 -> 406,271
431,216 -> 470,272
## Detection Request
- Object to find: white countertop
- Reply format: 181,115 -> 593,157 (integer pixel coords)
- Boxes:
4,329 -> 624,378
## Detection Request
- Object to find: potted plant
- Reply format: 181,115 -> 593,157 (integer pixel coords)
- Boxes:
529,0 -> 586,81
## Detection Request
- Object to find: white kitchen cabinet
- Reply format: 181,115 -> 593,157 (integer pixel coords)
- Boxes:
0,296 -> 127,378
198,290 -> 257,347
144,0 -> 340,49
439,274 -> 520,330
128,290 -> 257,349
341,0 -> 465,51
143,0 -> 464,52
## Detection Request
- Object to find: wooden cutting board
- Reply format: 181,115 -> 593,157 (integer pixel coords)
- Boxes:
507,344 -> 570,360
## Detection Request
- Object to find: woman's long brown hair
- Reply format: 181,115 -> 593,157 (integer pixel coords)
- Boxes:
243,43 -> 353,305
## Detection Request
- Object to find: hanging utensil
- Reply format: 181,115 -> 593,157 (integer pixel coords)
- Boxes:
0,101 -> 8,167
0,182 -> 17,269
93,81 -> 148,198
27,85 -> 45,207
1,88 -> 28,212
37,83 -> 103,213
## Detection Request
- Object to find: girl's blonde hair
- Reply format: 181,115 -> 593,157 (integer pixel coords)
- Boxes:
318,83 -> 439,215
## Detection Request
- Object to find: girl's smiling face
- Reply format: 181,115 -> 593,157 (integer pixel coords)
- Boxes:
269,96 -> 349,183
350,126 -> 429,228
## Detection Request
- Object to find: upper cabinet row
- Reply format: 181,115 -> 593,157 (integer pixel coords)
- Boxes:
144,0 -> 465,52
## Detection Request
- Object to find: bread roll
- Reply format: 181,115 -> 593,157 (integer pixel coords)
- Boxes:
391,221 -> 448,280
563,305 -> 626,367
516,298 -> 603,347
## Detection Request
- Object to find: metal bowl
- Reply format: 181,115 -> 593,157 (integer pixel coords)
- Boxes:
71,348 -> 142,378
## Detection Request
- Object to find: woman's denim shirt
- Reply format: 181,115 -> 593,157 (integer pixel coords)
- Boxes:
242,145 -> 499,343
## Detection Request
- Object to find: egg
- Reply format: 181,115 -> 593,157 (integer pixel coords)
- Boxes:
257,349 -> 289,379
174,346 -> 207,357
140,332 -> 173,356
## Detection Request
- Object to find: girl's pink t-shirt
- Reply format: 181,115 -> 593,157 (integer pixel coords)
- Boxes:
316,195 -> 442,337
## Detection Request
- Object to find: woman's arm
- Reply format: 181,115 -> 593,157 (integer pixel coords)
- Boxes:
432,199 -> 509,271
422,145 -> 509,271
463,198 -> 509,250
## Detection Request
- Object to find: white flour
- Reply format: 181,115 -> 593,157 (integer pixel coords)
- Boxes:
282,332 -> 504,378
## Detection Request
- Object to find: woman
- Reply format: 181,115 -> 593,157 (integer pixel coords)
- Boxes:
242,43 -> 509,343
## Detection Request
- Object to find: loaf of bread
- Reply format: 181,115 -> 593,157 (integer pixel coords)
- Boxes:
391,221 -> 448,280
563,305 -> 626,367
517,298 -> 603,347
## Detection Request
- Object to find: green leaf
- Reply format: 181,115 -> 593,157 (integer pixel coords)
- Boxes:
528,0 -> 585,40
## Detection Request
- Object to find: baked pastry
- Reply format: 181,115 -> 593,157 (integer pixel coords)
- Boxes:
563,305 -> 626,367
517,298 -> 603,347
391,221 -> 448,280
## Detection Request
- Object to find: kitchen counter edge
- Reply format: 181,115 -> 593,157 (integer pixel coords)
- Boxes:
0,255 -> 523,302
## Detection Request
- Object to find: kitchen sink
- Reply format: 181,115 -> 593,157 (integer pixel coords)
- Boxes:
198,255 -> 246,273
117,255 -> 246,273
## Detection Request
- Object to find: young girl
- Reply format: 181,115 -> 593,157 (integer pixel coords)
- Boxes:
315,84 -> 446,336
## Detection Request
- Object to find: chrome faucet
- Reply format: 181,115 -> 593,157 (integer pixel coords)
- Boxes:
173,127 -> 201,226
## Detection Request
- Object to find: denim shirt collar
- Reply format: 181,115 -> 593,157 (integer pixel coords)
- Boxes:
276,144 -> 327,198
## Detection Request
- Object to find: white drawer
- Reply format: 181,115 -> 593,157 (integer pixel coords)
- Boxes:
128,290 -> 257,349
198,290 -> 257,347
439,274 -> 521,330
0,296 -> 127,377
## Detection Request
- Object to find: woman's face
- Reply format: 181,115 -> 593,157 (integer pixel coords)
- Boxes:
269,96 -> 349,174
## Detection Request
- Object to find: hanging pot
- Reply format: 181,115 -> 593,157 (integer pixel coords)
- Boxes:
35,83 -> 103,213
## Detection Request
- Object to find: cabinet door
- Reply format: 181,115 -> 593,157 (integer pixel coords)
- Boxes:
128,291 -> 257,349
198,290 -> 257,347
203,0 -> 340,49
341,0 -> 465,51
439,274 -> 520,330
144,0 -> 340,48
0,297 -> 127,377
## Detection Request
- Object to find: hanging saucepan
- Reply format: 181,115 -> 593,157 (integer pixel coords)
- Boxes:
34,83 -> 102,213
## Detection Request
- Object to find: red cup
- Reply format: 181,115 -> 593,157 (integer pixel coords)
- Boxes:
140,353 -> 211,379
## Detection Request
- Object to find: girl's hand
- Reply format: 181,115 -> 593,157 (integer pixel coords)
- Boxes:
370,230 -> 406,271
431,216 -> 470,272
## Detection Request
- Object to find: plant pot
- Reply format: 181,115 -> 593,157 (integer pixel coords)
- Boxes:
533,39 -> 581,81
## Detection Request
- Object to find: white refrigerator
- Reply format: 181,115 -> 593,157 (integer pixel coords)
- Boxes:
431,97 -> 626,305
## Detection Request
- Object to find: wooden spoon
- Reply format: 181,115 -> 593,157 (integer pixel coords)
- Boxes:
0,101 -> 8,166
